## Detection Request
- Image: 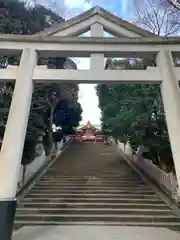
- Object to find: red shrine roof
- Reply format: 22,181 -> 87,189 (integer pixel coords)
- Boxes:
78,121 -> 101,131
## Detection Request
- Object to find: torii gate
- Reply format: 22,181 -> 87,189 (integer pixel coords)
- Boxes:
1,5 -> 180,239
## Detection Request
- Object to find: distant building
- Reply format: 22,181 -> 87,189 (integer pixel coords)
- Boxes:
73,121 -> 104,142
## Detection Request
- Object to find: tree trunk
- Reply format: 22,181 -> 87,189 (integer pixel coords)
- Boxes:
22,165 -> 26,185
48,106 -> 54,154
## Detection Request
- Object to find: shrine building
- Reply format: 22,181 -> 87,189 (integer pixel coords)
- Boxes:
73,121 -> 104,142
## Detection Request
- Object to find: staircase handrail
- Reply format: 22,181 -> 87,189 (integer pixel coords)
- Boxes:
116,139 -> 180,203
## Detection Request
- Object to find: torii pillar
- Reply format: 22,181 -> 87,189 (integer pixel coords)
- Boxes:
0,48 -> 37,240
156,50 -> 180,197
90,22 -> 104,70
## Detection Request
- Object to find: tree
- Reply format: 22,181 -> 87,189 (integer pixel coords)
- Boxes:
0,1 -> 82,167
97,58 -> 174,172
166,0 -> 180,10
133,0 -> 180,36
0,1 -> 64,34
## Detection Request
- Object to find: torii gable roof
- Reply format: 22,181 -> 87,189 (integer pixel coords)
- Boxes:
35,6 -> 156,38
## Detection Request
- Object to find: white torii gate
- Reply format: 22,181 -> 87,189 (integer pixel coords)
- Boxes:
0,6 -> 180,239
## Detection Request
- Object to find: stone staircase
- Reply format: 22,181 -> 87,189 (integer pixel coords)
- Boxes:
14,142 -> 180,232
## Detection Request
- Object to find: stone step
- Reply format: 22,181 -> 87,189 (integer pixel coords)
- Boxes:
36,179 -> 145,182
47,167 -> 132,170
29,189 -> 155,194
15,214 -> 180,223
13,220 -> 180,227
42,172 -> 139,175
44,172 -> 137,175
33,184 -> 148,189
38,178 -> 144,183
17,202 -> 169,210
13,221 -> 180,233
32,187 -> 152,192
46,168 -> 133,170
43,170 -> 138,172
37,181 -> 144,185
26,192 -> 158,198
16,208 -> 173,216
21,197 -> 164,204
41,173 -> 140,181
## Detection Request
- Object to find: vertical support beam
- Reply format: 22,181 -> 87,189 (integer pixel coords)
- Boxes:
90,23 -> 104,70
0,48 -> 37,240
156,50 -> 180,194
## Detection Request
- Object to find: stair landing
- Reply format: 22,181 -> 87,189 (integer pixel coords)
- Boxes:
12,225 -> 180,240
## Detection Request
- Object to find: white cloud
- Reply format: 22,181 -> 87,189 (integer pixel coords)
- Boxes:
65,0 -> 84,8
63,0 -> 92,18
79,84 -> 101,124
84,2 -> 93,10
73,58 -> 101,124
65,0 -> 92,9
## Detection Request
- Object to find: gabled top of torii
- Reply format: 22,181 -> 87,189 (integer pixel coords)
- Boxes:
35,6 -> 156,38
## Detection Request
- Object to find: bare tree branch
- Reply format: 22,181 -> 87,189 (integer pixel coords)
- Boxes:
133,0 -> 180,36
167,0 -> 180,10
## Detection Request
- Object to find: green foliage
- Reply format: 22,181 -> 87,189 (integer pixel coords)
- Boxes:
0,1 -> 82,165
97,58 -> 174,172
0,1 -> 64,34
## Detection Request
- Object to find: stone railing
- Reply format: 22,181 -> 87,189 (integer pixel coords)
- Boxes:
116,140 -> 180,203
17,137 -> 70,191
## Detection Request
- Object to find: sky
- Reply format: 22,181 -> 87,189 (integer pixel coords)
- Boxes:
34,0 -> 135,125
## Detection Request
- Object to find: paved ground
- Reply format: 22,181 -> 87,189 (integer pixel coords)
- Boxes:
13,226 -> 180,240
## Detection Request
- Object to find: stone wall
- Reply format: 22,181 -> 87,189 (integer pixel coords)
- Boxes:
17,139 -> 67,190
116,140 -> 180,202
